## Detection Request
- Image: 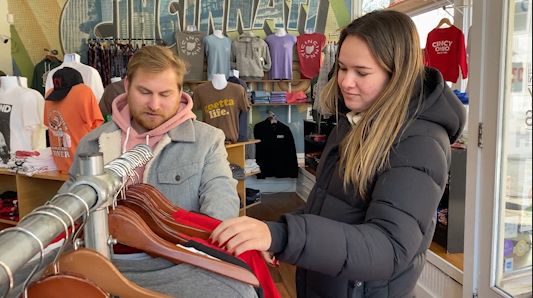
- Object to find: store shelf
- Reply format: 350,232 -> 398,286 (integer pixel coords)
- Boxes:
252,102 -> 309,106
387,0 -> 448,15
0,218 -> 17,225
244,201 -> 261,210
245,170 -> 261,177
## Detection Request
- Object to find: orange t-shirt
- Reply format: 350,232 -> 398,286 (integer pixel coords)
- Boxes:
44,84 -> 103,173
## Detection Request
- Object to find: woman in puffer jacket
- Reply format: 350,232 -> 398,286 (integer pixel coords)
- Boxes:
211,10 -> 466,298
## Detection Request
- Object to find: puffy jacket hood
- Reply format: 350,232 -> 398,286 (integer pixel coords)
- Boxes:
412,67 -> 466,143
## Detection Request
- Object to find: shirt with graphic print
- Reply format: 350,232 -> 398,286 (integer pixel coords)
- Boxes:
0,86 -> 42,155
44,84 -> 103,173
265,34 -> 297,80
296,33 -> 326,79
192,82 -> 250,143
424,25 -> 468,83
175,31 -> 207,81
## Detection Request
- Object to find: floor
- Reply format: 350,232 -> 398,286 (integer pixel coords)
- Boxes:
246,192 -> 305,298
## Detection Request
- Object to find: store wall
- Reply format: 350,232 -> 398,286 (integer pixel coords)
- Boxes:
8,0 -> 353,83
0,0 -> 13,75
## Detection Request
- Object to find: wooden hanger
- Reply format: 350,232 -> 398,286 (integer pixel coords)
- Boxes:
108,205 -> 260,287
119,198 -> 189,244
124,184 -> 211,239
28,274 -> 108,298
56,248 -> 171,298
436,18 -> 452,28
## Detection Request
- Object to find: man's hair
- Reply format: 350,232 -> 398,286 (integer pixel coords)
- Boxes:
126,45 -> 187,90
319,10 -> 425,199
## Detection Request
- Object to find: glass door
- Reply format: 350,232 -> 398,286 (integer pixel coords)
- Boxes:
492,0 -> 531,295
464,0 -> 531,297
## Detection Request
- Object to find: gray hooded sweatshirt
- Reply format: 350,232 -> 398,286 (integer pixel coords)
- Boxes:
231,32 -> 271,80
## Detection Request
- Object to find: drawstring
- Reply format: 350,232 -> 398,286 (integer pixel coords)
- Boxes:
145,135 -> 149,145
122,127 -> 131,153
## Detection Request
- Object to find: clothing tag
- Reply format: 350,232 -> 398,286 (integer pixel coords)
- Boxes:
276,135 -> 285,139
176,244 -> 220,260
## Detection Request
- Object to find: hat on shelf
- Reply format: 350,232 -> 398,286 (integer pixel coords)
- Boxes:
46,67 -> 83,101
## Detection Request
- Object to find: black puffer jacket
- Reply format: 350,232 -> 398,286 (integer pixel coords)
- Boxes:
267,68 -> 466,297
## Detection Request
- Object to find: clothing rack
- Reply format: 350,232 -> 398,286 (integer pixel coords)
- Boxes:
0,145 -> 154,295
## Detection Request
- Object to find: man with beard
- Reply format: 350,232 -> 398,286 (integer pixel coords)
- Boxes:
59,46 -> 253,297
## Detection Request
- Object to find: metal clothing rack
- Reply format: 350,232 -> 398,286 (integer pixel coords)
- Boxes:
0,145 -> 153,296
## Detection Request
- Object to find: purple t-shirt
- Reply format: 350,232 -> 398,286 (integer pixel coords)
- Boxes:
265,34 -> 297,80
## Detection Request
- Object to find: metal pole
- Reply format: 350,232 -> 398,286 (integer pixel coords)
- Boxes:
0,145 -> 153,291
79,153 -> 111,258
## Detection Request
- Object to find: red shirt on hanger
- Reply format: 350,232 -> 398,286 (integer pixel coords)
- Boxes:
424,25 -> 468,83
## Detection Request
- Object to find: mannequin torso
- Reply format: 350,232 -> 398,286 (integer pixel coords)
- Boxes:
275,28 -> 287,37
213,30 -> 224,38
0,76 -> 21,93
64,53 -> 81,63
211,73 -> 228,90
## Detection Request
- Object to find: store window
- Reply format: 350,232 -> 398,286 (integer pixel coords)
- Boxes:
494,0 -> 532,296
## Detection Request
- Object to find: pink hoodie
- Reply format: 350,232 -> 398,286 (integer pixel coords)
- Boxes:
111,92 -> 196,179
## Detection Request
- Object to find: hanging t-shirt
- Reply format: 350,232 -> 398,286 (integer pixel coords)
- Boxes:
31,58 -> 62,96
44,84 -> 103,173
203,35 -> 232,80
45,62 -> 105,101
424,25 -> 468,83
265,34 -> 297,80
0,86 -> 42,154
193,82 -> 250,143
175,31 -> 206,81
296,33 -> 326,79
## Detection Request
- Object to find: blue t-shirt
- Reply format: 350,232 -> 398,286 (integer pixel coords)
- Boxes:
203,35 -> 232,80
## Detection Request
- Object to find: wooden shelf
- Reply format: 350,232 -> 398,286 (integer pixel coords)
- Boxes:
0,218 -> 17,225
429,241 -> 464,271
185,79 -> 310,84
245,170 -> 261,177
244,201 -> 261,209
387,0 -> 447,15
252,102 -> 310,106
225,140 -> 261,216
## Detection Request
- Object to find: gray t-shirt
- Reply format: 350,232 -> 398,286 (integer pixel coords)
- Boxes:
175,31 -> 206,81
203,35 -> 232,80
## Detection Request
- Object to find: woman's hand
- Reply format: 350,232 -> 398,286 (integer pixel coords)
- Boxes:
210,216 -> 272,256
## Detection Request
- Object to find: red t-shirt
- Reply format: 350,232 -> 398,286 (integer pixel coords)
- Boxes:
296,33 -> 326,79
172,209 -> 281,298
424,25 -> 468,83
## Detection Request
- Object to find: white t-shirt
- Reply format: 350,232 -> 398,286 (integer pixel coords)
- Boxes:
0,86 -> 42,152
45,62 -> 104,101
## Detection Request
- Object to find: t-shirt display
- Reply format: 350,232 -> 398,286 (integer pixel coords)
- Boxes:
45,54 -> 105,101
296,33 -> 326,79
0,84 -> 43,154
175,30 -> 207,81
193,82 -> 250,143
265,34 -> 297,80
31,58 -> 62,96
44,68 -> 103,173
232,32 -> 271,80
203,34 -> 232,80
425,25 -> 468,83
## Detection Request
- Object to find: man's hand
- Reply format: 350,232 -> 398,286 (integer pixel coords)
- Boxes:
210,216 -> 272,256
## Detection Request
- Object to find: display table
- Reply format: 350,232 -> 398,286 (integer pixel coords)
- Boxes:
0,169 -> 68,228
